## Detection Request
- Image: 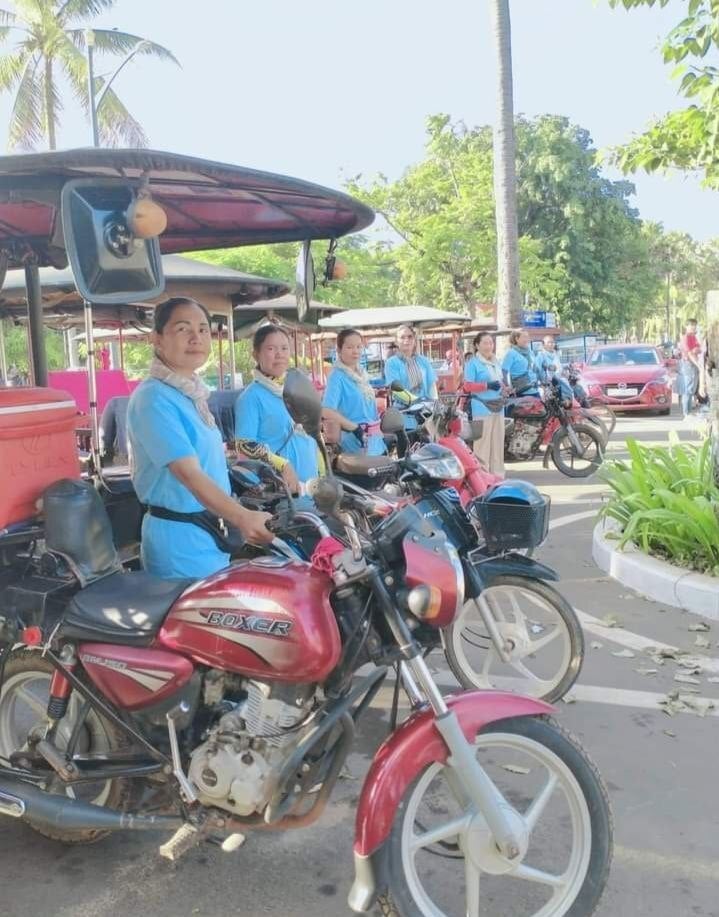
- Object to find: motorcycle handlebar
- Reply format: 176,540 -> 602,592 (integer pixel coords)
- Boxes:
266,510 -> 332,540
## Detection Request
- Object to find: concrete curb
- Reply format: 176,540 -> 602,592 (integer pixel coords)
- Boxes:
592,518 -> 719,620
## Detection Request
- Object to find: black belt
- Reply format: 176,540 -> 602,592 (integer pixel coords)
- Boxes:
145,505 -> 244,555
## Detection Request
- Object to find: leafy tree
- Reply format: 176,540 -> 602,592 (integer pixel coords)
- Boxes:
349,114 -> 661,335
607,0 -> 719,186
0,0 -> 177,150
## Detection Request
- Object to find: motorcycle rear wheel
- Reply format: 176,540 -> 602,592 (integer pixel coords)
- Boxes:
0,650 -> 136,844
550,424 -> 604,478
441,577 -> 583,703
375,716 -> 613,917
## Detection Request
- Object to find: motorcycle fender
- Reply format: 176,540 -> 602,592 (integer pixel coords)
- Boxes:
353,690 -> 552,858
470,555 -> 559,588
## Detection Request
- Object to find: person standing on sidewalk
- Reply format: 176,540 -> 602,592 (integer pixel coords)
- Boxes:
463,332 -> 507,475
679,319 -> 702,418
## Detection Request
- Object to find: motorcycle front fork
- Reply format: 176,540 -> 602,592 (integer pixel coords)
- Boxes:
399,655 -> 523,860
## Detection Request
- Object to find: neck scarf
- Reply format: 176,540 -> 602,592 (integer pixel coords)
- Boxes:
149,355 -> 215,428
475,353 -> 502,382
402,353 -> 424,392
252,367 -> 285,397
334,360 -> 376,401
512,344 -> 533,361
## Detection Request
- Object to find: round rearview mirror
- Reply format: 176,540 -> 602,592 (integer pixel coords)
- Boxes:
295,241 -> 315,323
283,368 -> 322,440
380,408 -> 405,434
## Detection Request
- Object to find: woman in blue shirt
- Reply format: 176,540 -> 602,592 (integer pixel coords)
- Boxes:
502,328 -> 540,396
323,328 -> 386,456
235,325 -> 320,489
127,297 -> 272,580
383,324 -> 438,429
464,332 -> 506,475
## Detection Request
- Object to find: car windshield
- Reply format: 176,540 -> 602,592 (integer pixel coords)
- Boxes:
589,348 -> 660,366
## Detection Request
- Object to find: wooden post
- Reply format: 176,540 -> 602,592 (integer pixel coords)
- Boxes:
706,291 -> 719,480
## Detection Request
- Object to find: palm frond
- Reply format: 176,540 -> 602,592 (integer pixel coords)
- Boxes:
95,85 -> 148,148
58,36 -> 147,147
0,48 -> 30,91
56,0 -> 116,26
66,27 -> 179,65
8,55 -> 44,150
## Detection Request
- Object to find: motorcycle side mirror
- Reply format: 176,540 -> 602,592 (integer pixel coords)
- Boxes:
306,476 -> 344,516
390,380 -> 405,393
380,408 -> 405,434
283,368 -> 322,440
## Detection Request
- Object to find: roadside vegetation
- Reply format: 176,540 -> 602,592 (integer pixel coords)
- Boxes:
600,435 -> 719,576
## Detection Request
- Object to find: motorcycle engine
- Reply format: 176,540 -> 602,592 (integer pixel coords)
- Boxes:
188,679 -> 314,817
507,418 -> 541,460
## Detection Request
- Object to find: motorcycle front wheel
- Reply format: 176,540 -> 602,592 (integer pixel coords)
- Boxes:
550,423 -> 604,478
441,577 -> 583,703
375,716 -> 613,917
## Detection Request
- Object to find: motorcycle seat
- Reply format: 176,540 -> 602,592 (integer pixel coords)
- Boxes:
61,571 -> 191,647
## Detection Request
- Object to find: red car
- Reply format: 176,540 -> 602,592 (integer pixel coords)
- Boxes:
579,343 -> 672,415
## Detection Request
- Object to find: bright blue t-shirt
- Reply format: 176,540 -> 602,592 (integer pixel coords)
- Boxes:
127,379 -> 231,580
383,354 -> 437,431
502,348 -> 539,393
535,348 -> 562,382
464,356 -> 503,417
234,382 -> 319,483
323,367 -> 385,456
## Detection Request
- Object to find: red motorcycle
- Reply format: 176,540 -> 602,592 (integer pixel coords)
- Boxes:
505,379 -> 605,478
0,372 -> 611,917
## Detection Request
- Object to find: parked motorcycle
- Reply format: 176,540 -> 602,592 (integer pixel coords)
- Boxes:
0,369 -> 611,917
234,409 -> 585,704
506,379 -> 605,477
566,363 -> 617,439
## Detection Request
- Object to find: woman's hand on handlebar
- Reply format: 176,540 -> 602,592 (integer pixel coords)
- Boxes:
233,505 -> 274,545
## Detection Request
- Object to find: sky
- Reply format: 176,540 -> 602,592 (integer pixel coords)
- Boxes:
1,0 -> 718,240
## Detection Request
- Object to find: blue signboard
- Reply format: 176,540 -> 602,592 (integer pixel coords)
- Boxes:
522,310 -> 547,328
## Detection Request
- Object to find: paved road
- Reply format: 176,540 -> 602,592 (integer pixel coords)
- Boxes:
1,408 -> 718,917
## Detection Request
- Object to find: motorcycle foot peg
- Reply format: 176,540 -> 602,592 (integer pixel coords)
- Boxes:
159,823 -> 201,861
220,832 -> 246,853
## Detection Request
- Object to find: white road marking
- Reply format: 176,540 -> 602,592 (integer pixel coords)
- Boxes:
614,845 -> 719,883
548,509 -> 597,530
574,608 -> 719,674
565,683 -> 718,716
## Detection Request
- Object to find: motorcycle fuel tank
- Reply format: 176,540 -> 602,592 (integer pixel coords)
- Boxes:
158,558 -> 342,683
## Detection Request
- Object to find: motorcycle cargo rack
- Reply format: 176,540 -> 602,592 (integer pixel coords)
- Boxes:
471,494 -> 551,554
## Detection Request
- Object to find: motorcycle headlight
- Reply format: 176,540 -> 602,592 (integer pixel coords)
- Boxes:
414,453 -> 464,480
406,541 -> 464,621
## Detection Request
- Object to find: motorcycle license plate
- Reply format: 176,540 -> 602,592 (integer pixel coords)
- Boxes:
607,387 -> 638,397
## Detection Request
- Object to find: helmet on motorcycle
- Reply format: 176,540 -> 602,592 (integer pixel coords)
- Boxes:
473,480 -> 550,553
481,479 -> 545,507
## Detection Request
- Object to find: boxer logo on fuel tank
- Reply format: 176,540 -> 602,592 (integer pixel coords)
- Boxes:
204,610 -> 293,637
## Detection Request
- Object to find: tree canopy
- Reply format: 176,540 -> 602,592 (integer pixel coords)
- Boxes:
607,0 -> 719,186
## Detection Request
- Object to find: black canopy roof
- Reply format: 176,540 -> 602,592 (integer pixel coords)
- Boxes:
0,148 -> 374,269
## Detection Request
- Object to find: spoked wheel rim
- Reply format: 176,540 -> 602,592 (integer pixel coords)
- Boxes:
400,732 -> 593,917
446,585 -> 573,698
554,428 -> 602,475
0,669 -> 112,805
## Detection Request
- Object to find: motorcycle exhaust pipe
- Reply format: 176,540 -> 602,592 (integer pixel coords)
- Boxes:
0,775 -> 184,833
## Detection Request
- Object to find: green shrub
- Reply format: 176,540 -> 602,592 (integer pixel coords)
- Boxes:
599,435 -> 719,576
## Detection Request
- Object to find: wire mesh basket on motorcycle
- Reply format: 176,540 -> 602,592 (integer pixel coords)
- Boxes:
471,493 -> 551,554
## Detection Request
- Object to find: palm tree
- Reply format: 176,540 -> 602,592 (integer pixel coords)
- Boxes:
488,0 -> 522,334
0,0 -> 177,150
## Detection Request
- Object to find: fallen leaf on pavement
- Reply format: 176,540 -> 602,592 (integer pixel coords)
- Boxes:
688,622 -> 711,632
501,764 -> 531,775
600,614 -> 622,628
674,673 -> 701,685
590,641 -> 603,650
662,729 -> 676,738
562,695 -> 577,704
694,635 -> 711,649
611,649 -> 636,658
635,668 -> 658,676
680,695 -> 715,717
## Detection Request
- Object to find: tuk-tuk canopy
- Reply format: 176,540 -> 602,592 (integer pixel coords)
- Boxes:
0,148 -> 375,269
318,305 -> 471,330
0,254 -> 289,327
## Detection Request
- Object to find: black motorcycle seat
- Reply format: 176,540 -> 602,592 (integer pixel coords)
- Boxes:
61,571 -> 191,647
